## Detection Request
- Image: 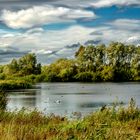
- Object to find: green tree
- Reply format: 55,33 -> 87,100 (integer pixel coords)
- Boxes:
3,54 -> 41,76
131,46 -> 140,81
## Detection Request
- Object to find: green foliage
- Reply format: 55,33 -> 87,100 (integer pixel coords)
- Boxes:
0,102 -> 140,140
0,42 -> 140,82
34,74 -> 46,83
0,80 -> 32,91
0,91 -> 7,110
0,73 -> 6,80
42,59 -> 77,82
35,43 -> 140,82
101,66 -> 114,81
3,53 -> 41,76
59,68 -> 75,82
44,72 -> 60,82
74,42 -> 140,82
43,42 -> 139,82
74,72 -> 94,82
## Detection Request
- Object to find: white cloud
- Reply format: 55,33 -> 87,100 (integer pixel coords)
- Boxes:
65,9 -> 96,19
1,5 -> 96,29
91,0 -> 140,8
125,36 -> 140,46
34,49 -> 53,55
42,0 -> 140,8
26,28 -> 44,34
109,19 -> 140,30
2,34 -> 15,38
0,18 -> 140,64
17,26 -> 95,50
0,0 -> 140,12
0,26 -> 95,63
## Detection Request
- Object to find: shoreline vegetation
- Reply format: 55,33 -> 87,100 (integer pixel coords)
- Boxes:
0,99 -> 140,139
0,80 -> 32,91
0,42 -> 139,91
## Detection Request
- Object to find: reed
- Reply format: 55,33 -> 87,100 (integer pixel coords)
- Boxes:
0,100 -> 140,140
0,91 -> 7,110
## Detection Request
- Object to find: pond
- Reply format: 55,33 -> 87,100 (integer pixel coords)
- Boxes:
7,82 -> 140,117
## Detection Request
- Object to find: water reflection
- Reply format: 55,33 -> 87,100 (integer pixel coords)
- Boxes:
7,82 -> 140,116
79,102 -> 110,108
7,90 -> 38,110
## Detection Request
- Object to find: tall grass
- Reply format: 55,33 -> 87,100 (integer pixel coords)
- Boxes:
0,91 -> 7,110
0,100 -> 140,140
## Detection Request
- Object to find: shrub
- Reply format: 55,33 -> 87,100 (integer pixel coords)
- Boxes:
74,72 -> 94,82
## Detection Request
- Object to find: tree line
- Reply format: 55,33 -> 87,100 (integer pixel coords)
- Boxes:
0,42 -> 140,82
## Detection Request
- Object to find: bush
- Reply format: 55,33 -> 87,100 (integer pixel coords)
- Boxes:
34,74 -> 46,83
44,72 -> 60,82
0,73 -> 6,80
74,72 -> 94,82
58,68 -> 75,82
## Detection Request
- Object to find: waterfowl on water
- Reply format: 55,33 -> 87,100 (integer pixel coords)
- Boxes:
55,100 -> 61,104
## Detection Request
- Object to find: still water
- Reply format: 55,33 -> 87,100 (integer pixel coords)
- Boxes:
7,82 -> 140,117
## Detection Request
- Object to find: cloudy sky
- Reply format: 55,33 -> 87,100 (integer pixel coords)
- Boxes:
0,0 -> 140,64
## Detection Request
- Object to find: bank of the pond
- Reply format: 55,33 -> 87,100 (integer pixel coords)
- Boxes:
0,80 -> 32,91
0,100 -> 140,140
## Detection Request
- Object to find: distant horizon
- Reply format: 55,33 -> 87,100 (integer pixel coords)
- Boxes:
0,0 -> 140,64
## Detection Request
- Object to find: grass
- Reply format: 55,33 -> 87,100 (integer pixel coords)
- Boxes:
0,91 -> 7,110
0,99 -> 140,140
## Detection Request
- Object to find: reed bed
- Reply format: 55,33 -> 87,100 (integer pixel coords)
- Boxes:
0,99 -> 140,140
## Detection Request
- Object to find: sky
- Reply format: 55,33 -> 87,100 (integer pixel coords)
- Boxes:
0,0 -> 140,64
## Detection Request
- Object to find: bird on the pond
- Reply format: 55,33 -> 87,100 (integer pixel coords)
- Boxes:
55,100 -> 61,104
100,105 -> 106,112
